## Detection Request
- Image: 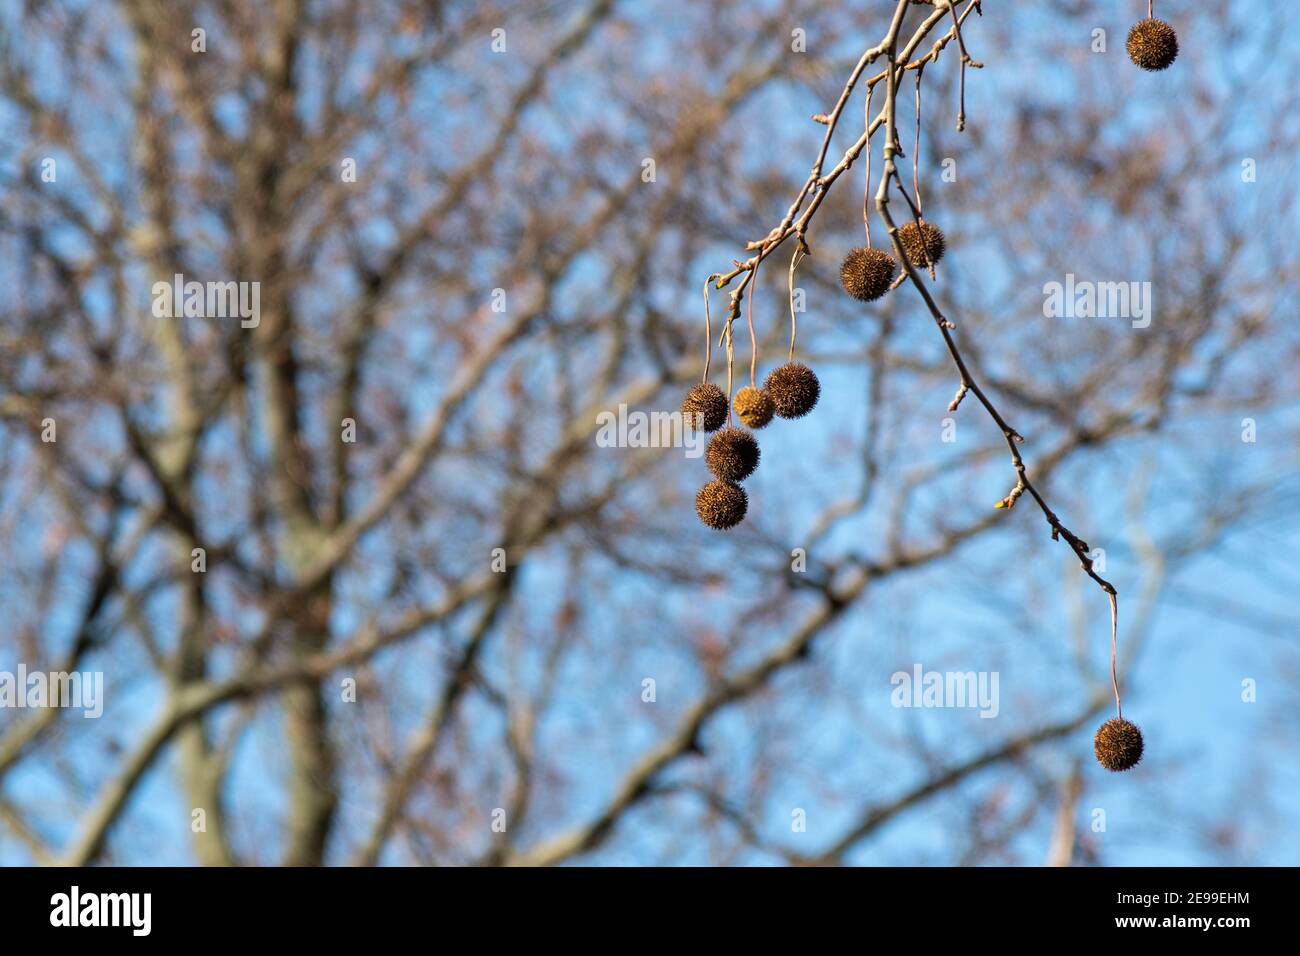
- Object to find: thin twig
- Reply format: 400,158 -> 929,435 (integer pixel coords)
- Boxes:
864,82 -> 874,246
702,275 -> 715,384
747,255 -> 760,387
914,67 -> 923,214
788,244 -> 805,361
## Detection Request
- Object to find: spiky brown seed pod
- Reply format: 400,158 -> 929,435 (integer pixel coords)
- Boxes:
681,382 -> 728,432
840,246 -> 898,302
695,479 -> 747,530
733,385 -> 775,429
764,362 -> 820,419
705,427 -> 760,482
1127,18 -> 1178,71
1094,718 -> 1144,772
897,219 -> 946,267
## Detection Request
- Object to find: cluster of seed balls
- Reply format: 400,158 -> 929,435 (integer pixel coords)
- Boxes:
683,362 -> 820,530
686,218 -> 948,530
1127,18 -> 1178,71
840,219 -> 947,302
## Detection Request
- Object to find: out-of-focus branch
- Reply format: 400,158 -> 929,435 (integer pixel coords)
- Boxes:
803,699 -> 1105,866
505,563 -> 869,866
1045,761 -> 1084,867
352,574 -> 516,866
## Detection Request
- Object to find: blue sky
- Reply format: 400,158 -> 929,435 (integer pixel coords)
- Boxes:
1,0 -> 1297,866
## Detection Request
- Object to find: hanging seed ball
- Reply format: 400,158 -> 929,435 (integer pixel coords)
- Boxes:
695,479 -> 747,530
765,362 -> 820,419
1094,718 -> 1144,772
897,219 -> 946,268
1127,18 -> 1178,71
733,385 -> 775,430
681,382 -> 728,432
705,427 -> 760,482
840,246 -> 898,302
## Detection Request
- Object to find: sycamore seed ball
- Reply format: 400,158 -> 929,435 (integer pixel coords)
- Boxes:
682,382 -> 728,432
764,362 -> 820,419
705,427 -> 760,482
1127,18 -> 1178,71
696,479 -> 747,530
897,219 -> 946,268
840,247 -> 898,302
733,385 -> 775,429
1094,717 -> 1144,772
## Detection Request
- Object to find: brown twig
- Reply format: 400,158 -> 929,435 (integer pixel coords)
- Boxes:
715,0 -> 981,293
869,12 -> 1120,715
747,254 -> 760,387
702,275 -> 715,384
787,243 -> 805,362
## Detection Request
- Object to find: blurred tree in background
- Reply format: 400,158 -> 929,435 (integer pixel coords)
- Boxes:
0,0 -> 1297,865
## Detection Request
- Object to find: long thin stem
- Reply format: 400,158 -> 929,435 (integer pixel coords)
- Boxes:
947,0 -> 977,132
913,68 -> 923,215
1109,593 -> 1122,718
787,245 -> 804,362
864,83 -> 874,246
724,320 -> 735,427
747,255 -> 760,387
702,275 -> 714,384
